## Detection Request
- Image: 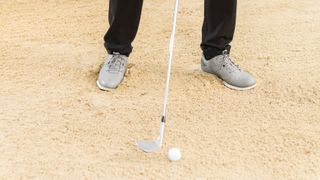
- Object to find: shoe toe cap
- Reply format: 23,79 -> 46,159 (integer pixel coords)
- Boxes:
97,78 -> 119,89
235,72 -> 256,88
223,71 -> 256,90
243,72 -> 256,86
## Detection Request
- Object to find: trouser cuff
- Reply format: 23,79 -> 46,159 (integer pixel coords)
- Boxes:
107,49 -> 130,57
203,45 -> 231,60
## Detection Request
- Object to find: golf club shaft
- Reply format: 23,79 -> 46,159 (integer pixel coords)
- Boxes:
162,0 -> 179,121
137,0 -> 179,152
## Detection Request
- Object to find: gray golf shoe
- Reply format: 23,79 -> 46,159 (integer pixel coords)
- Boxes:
201,50 -> 256,90
97,53 -> 128,90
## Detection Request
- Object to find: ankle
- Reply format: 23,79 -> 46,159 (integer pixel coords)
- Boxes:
203,45 -> 231,60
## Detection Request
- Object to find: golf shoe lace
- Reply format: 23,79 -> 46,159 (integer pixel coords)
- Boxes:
106,54 -> 126,73
221,50 -> 241,73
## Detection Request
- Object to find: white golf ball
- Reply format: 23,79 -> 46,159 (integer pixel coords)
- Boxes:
168,148 -> 181,161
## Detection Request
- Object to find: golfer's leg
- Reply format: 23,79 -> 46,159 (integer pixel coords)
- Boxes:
200,0 -> 256,90
104,0 -> 143,56
97,0 -> 143,90
201,0 -> 237,59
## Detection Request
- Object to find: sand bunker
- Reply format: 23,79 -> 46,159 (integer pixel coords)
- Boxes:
0,0 -> 319,179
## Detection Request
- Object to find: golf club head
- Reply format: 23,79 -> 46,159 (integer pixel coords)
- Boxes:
137,138 -> 161,153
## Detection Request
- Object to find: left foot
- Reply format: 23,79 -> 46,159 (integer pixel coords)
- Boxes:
201,50 -> 256,90
96,53 -> 128,90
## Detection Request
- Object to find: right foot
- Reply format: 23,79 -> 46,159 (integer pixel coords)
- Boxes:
97,53 -> 128,90
201,50 -> 256,91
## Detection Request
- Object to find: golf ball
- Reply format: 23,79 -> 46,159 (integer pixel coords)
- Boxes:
168,148 -> 181,161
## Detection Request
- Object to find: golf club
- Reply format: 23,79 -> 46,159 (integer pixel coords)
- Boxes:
137,0 -> 179,153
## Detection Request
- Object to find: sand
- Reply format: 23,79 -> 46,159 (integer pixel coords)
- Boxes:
0,0 -> 319,179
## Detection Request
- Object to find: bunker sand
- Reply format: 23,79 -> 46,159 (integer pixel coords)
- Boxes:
0,0 -> 320,179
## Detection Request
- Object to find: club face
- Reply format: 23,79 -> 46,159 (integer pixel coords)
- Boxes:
137,140 -> 161,153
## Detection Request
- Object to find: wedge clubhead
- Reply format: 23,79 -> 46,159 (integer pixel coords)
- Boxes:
137,139 -> 161,153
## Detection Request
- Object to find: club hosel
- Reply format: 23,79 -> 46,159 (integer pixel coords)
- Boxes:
159,122 -> 165,145
161,116 -> 166,123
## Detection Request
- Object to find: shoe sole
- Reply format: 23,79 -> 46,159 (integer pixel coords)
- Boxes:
201,68 -> 256,91
223,81 -> 256,91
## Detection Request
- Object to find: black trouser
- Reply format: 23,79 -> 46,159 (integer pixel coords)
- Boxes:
104,0 -> 237,59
